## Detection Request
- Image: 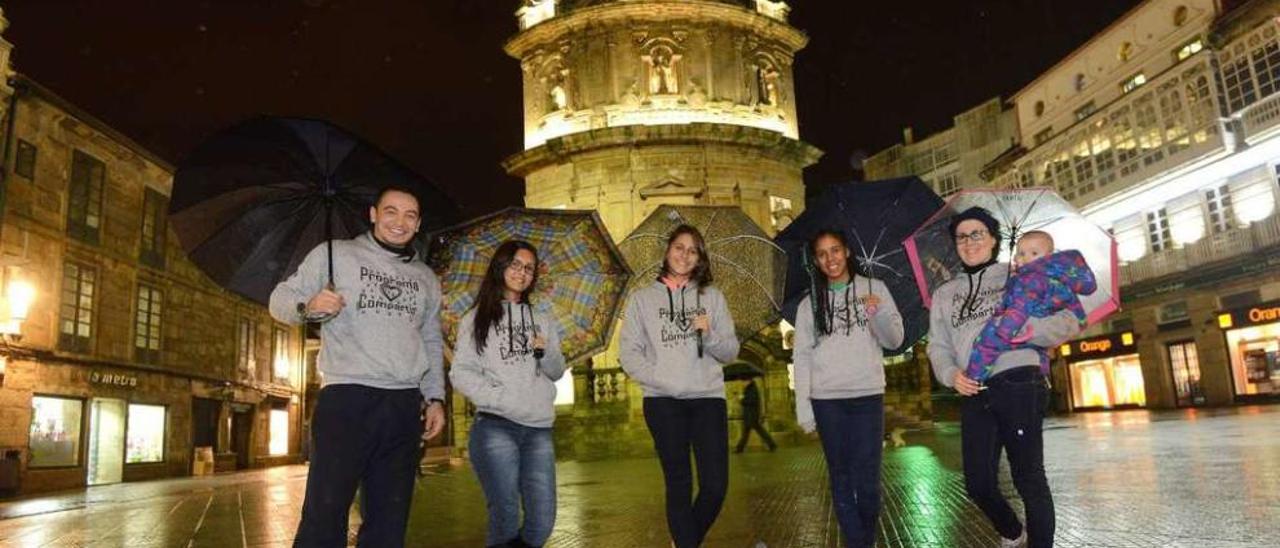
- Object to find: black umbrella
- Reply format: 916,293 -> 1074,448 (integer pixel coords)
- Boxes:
170,116 -> 457,304
774,177 -> 943,354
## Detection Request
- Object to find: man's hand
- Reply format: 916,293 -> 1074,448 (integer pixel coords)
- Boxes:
422,400 -> 446,442
952,370 -> 981,396
306,289 -> 345,316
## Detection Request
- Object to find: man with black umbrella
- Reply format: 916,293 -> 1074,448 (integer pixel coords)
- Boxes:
270,185 -> 447,547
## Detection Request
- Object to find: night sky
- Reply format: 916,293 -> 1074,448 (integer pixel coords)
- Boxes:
4,0 -> 1141,217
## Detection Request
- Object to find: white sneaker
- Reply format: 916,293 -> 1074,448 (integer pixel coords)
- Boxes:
998,529 -> 1027,548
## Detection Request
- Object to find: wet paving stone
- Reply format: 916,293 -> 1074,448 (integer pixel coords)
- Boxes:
1,406 -> 1277,547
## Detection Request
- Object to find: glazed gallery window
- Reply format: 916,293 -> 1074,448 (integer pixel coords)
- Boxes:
269,408 -> 289,456
28,396 -> 84,467
126,404 -> 166,464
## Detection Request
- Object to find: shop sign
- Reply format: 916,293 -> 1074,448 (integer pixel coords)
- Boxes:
1060,332 -> 1136,362
90,371 -> 138,387
1216,299 -> 1280,330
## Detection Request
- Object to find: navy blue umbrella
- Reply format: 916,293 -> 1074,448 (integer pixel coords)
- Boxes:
774,177 -> 943,354
170,116 -> 457,304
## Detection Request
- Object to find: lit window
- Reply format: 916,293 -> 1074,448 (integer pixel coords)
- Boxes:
269,408 -> 289,456
126,404 -> 166,463
29,396 -> 84,467
1074,101 -> 1097,121
1175,38 -> 1204,61
238,318 -> 256,379
1122,73 -> 1147,94
273,326 -> 292,383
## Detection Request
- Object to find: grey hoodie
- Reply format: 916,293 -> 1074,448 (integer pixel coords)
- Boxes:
268,233 -> 445,401
927,262 -> 1081,388
793,277 -> 904,431
620,281 -> 739,399
449,303 -> 566,428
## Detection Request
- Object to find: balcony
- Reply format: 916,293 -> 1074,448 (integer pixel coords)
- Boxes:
1120,213 -> 1280,285
1240,91 -> 1280,146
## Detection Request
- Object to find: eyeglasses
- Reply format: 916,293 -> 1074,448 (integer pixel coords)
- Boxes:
506,261 -> 536,276
954,229 -> 990,244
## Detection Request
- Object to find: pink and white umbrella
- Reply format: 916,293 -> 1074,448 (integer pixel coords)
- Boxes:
902,187 -> 1120,326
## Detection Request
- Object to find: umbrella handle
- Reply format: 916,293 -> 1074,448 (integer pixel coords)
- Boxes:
696,291 -> 704,359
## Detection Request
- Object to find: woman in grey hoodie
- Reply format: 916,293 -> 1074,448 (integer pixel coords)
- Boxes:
927,207 -> 1079,548
620,224 -> 739,548
450,240 -> 566,548
793,230 -> 903,548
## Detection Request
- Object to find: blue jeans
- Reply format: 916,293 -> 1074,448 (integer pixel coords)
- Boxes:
294,385 -> 422,548
812,395 -> 884,548
643,397 -> 729,548
468,413 -> 557,547
961,366 -> 1055,548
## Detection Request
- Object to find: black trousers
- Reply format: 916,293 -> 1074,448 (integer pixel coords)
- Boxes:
961,366 -> 1055,548
734,407 -> 777,451
294,385 -> 423,548
643,397 -> 729,548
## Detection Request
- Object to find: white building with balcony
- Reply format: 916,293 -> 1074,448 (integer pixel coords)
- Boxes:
993,0 -> 1280,410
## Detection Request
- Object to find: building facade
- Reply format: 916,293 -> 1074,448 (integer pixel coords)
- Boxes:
0,13 -> 306,496
874,0 -> 1280,412
865,97 -> 1020,200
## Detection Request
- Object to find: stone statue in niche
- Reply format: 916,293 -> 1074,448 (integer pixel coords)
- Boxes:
686,79 -> 707,107
645,47 -> 681,95
756,62 -> 780,106
542,65 -> 570,112
620,81 -> 642,106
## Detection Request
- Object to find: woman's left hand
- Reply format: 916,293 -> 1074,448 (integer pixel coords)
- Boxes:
693,314 -> 710,333
862,294 -> 881,316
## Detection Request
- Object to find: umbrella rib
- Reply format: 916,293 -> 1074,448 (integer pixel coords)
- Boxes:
186,192 -> 317,254
706,251 -> 783,310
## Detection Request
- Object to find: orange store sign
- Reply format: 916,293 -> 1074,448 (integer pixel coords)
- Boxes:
1247,306 -> 1280,323
1079,339 -> 1113,353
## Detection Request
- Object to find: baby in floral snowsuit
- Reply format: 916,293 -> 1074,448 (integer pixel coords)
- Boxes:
966,230 -> 1097,383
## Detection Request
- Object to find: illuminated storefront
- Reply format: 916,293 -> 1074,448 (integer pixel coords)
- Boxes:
1216,300 -> 1280,400
1059,332 -> 1147,410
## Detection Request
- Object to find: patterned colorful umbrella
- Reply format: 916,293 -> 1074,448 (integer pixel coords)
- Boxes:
903,187 -> 1120,326
424,208 -> 631,364
618,205 -> 787,342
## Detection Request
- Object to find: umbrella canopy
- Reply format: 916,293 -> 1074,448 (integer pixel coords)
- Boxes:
903,187 -> 1119,326
425,207 -> 631,365
774,177 -> 943,354
618,205 -> 786,342
170,116 -> 457,304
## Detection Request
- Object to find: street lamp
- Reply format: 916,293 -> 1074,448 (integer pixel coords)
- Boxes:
0,264 -> 34,343
0,263 -> 35,387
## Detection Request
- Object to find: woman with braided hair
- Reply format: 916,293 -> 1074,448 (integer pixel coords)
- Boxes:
792,229 -> 903,548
